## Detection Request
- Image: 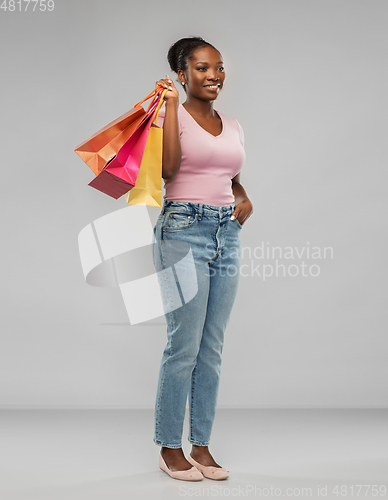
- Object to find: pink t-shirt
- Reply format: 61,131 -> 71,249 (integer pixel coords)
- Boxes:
155,103 -> 245,206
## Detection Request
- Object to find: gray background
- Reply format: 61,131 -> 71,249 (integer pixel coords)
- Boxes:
1,0 -> 386,409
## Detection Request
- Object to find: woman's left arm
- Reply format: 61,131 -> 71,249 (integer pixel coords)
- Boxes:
231,173 -> 253,226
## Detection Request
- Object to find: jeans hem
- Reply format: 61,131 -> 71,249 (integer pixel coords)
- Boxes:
188,440 -> 210,446
154,438 -> 182,448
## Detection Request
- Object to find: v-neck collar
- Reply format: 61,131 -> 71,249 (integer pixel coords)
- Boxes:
180,103 -> 224,138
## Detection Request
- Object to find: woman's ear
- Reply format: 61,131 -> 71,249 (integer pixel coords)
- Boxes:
177,69 -> 186,86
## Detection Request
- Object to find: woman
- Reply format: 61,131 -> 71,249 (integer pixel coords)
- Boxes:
152,36 -> 253,481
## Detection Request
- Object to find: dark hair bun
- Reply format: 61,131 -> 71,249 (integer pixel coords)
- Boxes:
167,36 -> 217,74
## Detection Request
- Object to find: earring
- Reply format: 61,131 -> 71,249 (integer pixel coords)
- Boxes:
181,81 -> 185,86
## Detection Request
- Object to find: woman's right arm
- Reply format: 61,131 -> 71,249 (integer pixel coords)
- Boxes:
156,76 -> 181,180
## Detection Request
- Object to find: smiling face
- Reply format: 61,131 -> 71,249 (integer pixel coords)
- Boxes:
178,45 -> 225,101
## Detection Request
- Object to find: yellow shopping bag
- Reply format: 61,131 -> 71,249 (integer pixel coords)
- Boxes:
124,105 -> 163,207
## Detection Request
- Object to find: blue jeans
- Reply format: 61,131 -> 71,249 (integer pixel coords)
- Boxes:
152,199 -> 242,448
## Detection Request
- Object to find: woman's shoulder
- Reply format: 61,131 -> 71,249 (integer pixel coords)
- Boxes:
216,110 -> 245,146
156,102 -> 184,118
216,109 -> 242,126
155,102 -> 184,131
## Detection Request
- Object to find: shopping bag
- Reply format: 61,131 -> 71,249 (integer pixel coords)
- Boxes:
74,87 -> 162,175
124,121 -> 163,206
124,96 -> 164,206
87,88 -> 167,199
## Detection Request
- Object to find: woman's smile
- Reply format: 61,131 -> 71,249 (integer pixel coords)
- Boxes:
204,84 -> 221,92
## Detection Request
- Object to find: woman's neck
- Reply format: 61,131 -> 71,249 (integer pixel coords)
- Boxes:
182,97 -> 217,119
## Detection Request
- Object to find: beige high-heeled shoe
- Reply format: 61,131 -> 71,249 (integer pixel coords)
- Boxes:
187,454 -> 229,480
159,453 -> 204,481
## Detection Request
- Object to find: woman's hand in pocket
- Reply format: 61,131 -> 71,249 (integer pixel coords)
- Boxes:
231,198 -> 253,226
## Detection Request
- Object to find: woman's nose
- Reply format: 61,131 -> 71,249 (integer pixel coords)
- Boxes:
206,68 -> 219,80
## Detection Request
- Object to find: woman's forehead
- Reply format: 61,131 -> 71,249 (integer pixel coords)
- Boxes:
190,46 -> 222,63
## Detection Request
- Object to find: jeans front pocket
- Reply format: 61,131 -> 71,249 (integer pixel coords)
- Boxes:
234,217 -> 243,229
163,211 -> 198,231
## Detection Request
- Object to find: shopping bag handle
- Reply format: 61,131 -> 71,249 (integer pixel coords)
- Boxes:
152,88 -> 168,125
143,87 -> 167,124
133,85 -> 165,109
145,86 -> 168,113
145,87 -> 164,114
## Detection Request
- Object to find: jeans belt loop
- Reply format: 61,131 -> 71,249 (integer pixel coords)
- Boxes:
198,204 -> 203,220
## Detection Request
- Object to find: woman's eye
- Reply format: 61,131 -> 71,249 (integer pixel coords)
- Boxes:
197,67 -> 224,71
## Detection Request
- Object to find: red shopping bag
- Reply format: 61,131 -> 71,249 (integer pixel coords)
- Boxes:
88,87 -> 167,199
